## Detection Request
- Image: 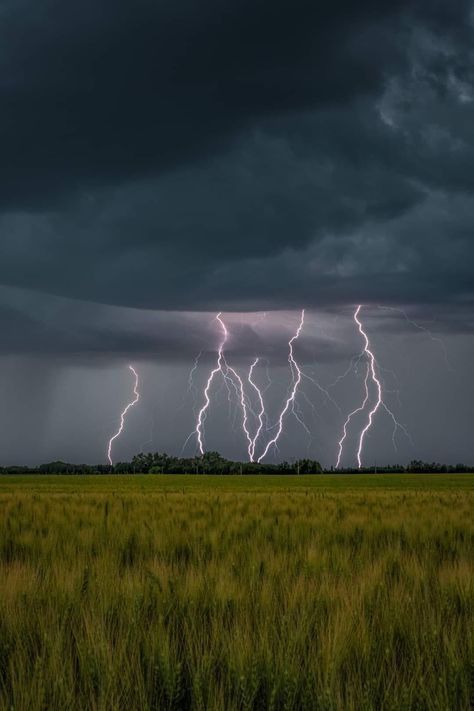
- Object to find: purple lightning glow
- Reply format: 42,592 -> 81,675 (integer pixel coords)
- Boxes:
107,365 -> 140,465
194,313 -> 255,457
225,361 -> 254,460
136,306 -> 422,466
336,306 -> 410,469
257,309 -> 305,462
247,358 -> 265,461
195,314 -> 228,455
335,360 -> 370,468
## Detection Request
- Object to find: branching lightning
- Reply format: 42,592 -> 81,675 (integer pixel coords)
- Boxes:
247,358 -> 265,461
107,365 -> 140,466
257,309 -> 305,462
195,314 -> 228,455
194,313 -> 255,457
326,351 -> 365,390
177,306 -> 422,466
336,306 -> 411,469
225,361 -> 254,459
300,370 -> 342,414
335,360 -> 370,468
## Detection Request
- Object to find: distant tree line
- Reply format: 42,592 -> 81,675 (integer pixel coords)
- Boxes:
331,461 -> 473,474
130,451 -> 323,475
0,452 -> 323,475
0,453 -> 472,475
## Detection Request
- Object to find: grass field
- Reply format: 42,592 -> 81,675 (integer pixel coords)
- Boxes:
0,474 -> 473,710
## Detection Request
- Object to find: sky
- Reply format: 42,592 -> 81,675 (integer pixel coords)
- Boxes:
0,0 -> 473,467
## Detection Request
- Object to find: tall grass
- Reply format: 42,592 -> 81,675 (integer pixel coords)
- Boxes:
0,477 -> 473,710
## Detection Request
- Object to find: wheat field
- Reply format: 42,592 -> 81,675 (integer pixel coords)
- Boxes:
0,474 -> 473,710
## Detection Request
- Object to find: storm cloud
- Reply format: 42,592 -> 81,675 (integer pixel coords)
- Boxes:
0,1 -> 473,465
0,0 -> 473,314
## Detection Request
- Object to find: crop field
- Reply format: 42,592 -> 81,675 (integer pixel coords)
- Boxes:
0,474 -> 473,710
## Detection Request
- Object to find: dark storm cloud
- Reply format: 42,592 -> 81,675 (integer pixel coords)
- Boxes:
0,0 -> 410,206
0,0 -> 473,319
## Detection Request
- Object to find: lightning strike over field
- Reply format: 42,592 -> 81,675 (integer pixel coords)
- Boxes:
257,309 -> 305,462
335,361 -> 370,468
194,313 -> 254,457
107,365 -> 140,465
247,358 -> 266,461
336,306 -> 410,469
195,314 -> 228,455
225,361 -> 254,459
355,305 -> 384,468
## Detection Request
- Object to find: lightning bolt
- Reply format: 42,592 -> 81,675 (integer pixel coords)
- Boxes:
194,313 -> 254,457
336,306 -> 411,469
355,305 -> 384,468
247,357 -> 265,461
187,307 -> 417,465
195,315 -> 227,455
257,309 -> 305,462
225,361 -> 254,459
336,361 -> 370,468
107,365 -> 140,466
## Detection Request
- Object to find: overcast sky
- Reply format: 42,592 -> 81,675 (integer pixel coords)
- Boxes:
0,0 -> 473,466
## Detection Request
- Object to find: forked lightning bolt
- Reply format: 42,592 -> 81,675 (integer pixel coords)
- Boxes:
336,306 -> 410,469
195,315 -> 227,455
335,360 -> 370,468
195,313 -> 253,457
107,365 -> 140,465
257,309 -> 305,462
225,360 -> 254,460
355,305 -> 385,467
247,358 -> 265,461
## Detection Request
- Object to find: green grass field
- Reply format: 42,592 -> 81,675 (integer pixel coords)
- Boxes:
0,474 -> 473,710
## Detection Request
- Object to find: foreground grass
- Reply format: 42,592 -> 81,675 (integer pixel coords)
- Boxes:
0,476 -> 473,710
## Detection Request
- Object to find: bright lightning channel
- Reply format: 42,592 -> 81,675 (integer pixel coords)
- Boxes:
195,313 -> 254,458
107,365 -> 140,466
247,358 -> 265,461
335,361 -> 370,468
195,315 -> 227,455
257,309 -> 305,462
336,306 -> 410,469
225,361 -> 253,459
